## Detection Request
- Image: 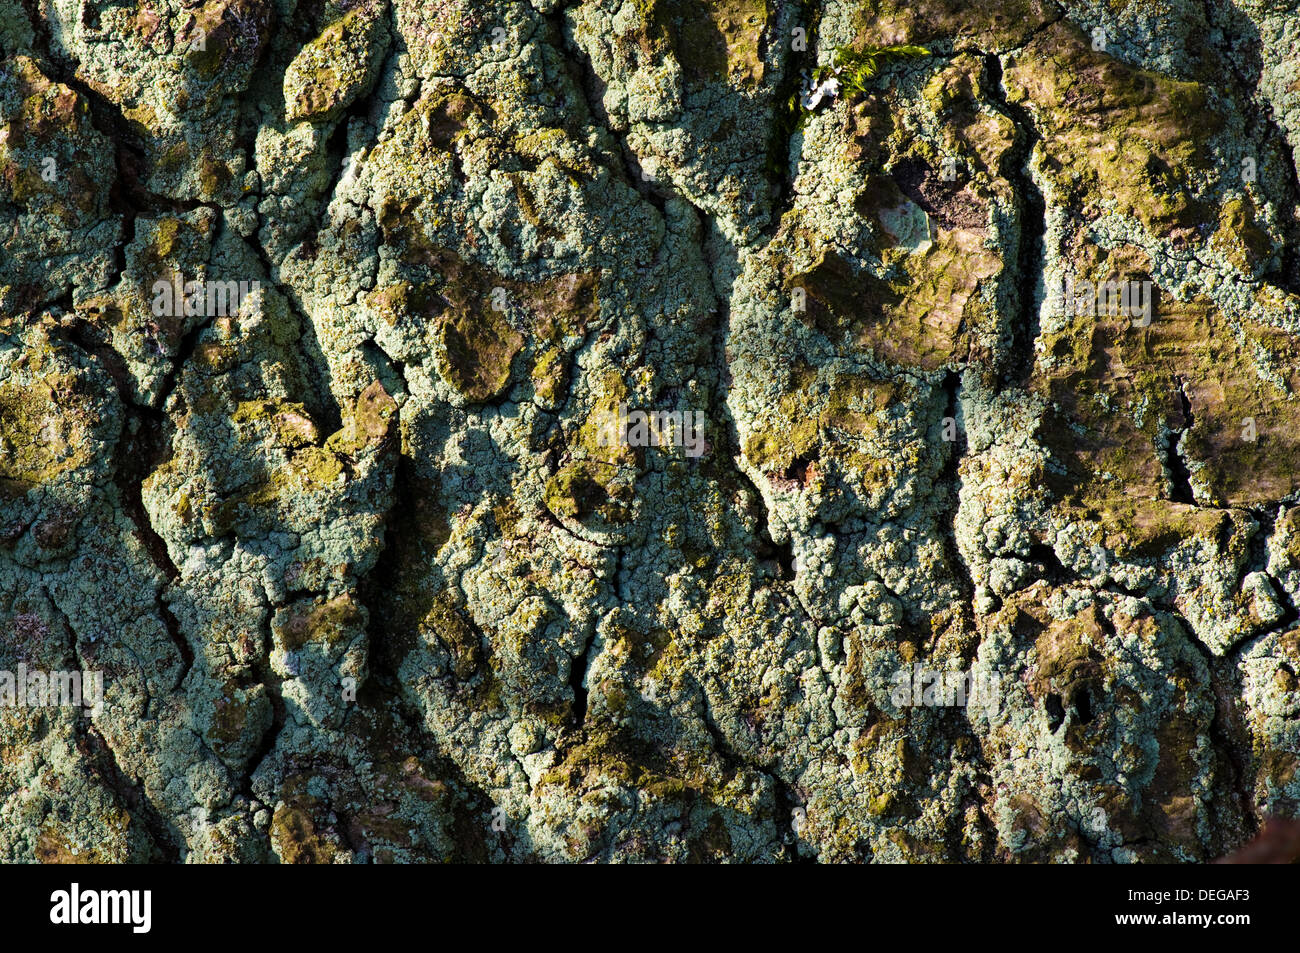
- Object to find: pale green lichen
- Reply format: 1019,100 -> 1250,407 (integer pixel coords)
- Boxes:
1,0 -> 1299,865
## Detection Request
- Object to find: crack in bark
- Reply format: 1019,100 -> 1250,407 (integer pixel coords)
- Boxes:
762,0 -> 819,237
1167,377 -> 1198,505
693,675 -> 804,862
982,51 -> 1047,389
938,370 -> 976,636
1200,0 -> 1300,297
41,588 -> 187,861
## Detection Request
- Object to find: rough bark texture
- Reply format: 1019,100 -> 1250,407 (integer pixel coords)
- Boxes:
1,0 -> 1299,862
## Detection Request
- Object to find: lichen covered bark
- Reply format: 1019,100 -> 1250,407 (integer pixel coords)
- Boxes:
1,0 -> 1299,862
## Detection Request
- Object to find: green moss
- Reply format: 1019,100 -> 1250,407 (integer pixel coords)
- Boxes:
789,43 -> 929,125
530,346 -> 568,407
824,44 -> 930,98
536,722 -> 741,812
1210,198 -> 1273,274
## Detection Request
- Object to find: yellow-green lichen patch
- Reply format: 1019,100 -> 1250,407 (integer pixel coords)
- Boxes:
531,718 -> 767,861
232,399 -> 322,449
921,55 -> 1017,185
1035,243 -> 1300,524
1,57 -> 85,153
786,239 -> 999,370
568,369 -> 636,464
878,226 -> 1001,364
374,232 -> 599,404
283,0 -> 389,123
1208,197 -> 1274,277
1005,22 -> 1223,236
0,56 -> 117,305
270,801 -> 341,864
739,361 -> 911,503
544,460 -> 634,525
1176,314 -> 1300,506
848,0 -> 1052,51
326,380 -> 398,457
273,593 -> 366,652
436,304 -> 524,403
635,0 -> 770,85
530,345 -> 568,408
0,374 -> 98,488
